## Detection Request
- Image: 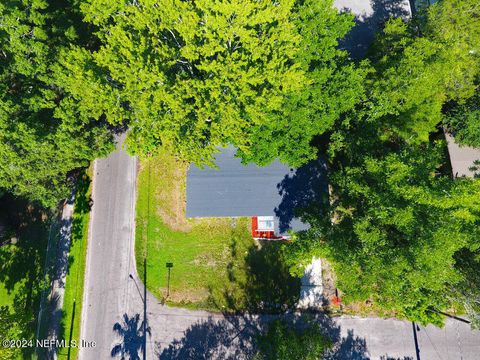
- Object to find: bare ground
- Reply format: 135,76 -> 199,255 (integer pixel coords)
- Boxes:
321,258 -> 337,304
141,155 -> 192,232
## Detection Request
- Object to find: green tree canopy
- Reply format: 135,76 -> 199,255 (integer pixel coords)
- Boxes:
0,306 -> 19,360
452,248 -> 480,329
367,0 -> 480,143
0,0 -> 114,207
443,92 -> 480,148
281,0 -> 480,326
286,134 -> 480,325
78,0 -> 365,166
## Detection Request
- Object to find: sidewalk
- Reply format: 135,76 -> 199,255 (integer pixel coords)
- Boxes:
45,195 -> 75,359
297,257 -> 324,310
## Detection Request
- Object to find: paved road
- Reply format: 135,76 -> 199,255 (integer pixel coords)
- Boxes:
79,135 -> 141,359
78,135 -> 480,360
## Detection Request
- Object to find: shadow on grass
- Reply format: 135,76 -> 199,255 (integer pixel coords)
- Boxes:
208,238 -> 300,313
71,172 -> 93,219
0,194 -> 52,358
65,171 -> 92,285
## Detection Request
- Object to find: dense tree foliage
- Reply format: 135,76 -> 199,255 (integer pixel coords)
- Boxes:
1,0 -> 480,329
238,0 -> 366,166
0,0 -> 362,204
0,306 -> 19,360
367,0 -> 480,143
284,0 -> 480,326
0,0 -> 114,207
254,319 -> 331,360
452,248 -> 480,328
286,135 -> 480,325
443,92 -> 480,148
77,0 -> 364,166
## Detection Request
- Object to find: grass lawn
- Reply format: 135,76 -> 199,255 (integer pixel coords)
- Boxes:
0,281 -> 14,307
135,151 -> 300,312
0,195 -> 52,359
58,168 -> 93,360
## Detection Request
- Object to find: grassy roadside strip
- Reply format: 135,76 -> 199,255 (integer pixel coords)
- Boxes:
57,166 -> 93,360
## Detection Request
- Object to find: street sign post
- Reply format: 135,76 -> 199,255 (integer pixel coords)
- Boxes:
166,262 -> 173,297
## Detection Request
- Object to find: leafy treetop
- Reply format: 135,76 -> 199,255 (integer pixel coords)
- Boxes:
79,0 -> 364,166
0,0 -> 114,207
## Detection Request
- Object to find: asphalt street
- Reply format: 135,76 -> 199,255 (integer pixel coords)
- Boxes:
79,134 -> 141,359
77,135 -> 480,360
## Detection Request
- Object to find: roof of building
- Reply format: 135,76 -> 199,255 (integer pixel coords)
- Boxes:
186,147 -> 328,235
445,132 -> 480,178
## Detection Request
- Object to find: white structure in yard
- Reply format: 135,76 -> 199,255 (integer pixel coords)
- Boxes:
297,258 -> 324,310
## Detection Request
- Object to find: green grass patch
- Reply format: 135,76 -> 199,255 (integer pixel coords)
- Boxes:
0,281 -> 14,308
135,152 -> 300,312
58,168 -> 93,360
0,195 -> 52,359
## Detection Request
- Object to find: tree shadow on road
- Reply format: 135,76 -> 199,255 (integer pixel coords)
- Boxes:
323,328 -> 369,360
157,312 -> 417,359
155,313 -> 374,360
111,313 -> 151,360
156,315 -> 258,360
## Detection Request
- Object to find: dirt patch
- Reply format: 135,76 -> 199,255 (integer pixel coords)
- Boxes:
341,300 -> 399,319
322,258 -> 337,304
161,287 -> 210,304
147,154 -> 191,232
191,246 -> 230,268
191,253 -> 220,267
189,217 -> 236,229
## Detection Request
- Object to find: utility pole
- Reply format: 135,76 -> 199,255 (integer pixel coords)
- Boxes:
411,322 -> 421,360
